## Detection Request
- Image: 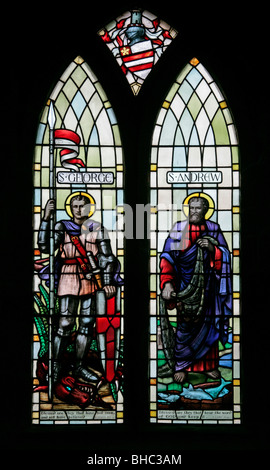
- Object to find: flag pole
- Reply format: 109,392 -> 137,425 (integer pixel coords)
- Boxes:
48,100 -> 56,402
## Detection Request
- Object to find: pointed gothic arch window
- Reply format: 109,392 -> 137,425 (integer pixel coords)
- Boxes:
149,58 -> 241,424
32,56 -> 124,424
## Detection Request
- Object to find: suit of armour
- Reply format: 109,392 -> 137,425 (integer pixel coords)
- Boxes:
38,217 -> 116,383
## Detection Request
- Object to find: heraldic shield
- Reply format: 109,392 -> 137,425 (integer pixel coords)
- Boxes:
99,9 -> 177,95
32,56 -> 125,424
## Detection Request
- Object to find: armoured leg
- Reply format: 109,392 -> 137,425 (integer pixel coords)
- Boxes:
53,296 -> 77,382
74,297 -> 99,382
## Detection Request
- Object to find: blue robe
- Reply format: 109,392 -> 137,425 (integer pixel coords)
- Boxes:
160,220 -> 232,371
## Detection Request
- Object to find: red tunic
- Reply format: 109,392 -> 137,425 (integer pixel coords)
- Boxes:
57,225 -> 100,297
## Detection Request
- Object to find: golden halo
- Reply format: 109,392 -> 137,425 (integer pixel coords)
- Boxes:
65,191 -> 96,218
182,192 -> 215,220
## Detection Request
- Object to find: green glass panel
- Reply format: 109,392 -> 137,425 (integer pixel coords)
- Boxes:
232,146 -> 239,164
212,108 -> 230,145
56,189 -> 71,209
62,78 -> 78,100
112,125 -> 121,146
54,92 -> 69,120
71,65 -> 87,87
86,146 -> 100,167
41,167 -> 49,186
187,92 -> 202,120
176,63 -> 192,85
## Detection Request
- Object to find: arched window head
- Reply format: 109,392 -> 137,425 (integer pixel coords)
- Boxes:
149,58 -> 241,425
33,56 -> 125,424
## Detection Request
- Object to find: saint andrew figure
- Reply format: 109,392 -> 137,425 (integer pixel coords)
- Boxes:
160,193 -> 232,384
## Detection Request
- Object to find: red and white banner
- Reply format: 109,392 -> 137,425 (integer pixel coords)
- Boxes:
54,129 -> 85,171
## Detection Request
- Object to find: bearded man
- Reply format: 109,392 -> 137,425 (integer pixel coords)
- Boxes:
160,195 -> 232,383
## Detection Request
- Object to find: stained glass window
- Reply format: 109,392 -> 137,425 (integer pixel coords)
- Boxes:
4,3 -> 268,462
32,56 -> 124,424
98,9 -> 177,95
149,58 -> 241,424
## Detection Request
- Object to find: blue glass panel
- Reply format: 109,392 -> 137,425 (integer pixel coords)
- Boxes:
103,210 -> 117,230
159,109 -> 177,145
34,188 -> 41,205
36,123 -> 46,144
178,80 -> 193,103
186,68 -> 202,89
173,147 -> 186,168
117,189 -> 124,205
89,125 -> 99,145
107,108 -> 117,125
71,90 -> 87,119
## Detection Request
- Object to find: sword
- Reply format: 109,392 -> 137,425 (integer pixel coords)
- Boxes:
86,251 -> 103,290
47,101 -> 56,402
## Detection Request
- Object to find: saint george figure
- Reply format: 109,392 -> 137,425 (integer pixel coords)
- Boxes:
160,194 -> 232,383
38,193 -> 120,384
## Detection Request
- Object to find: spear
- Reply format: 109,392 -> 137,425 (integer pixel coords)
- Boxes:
47,100 -> 56,401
